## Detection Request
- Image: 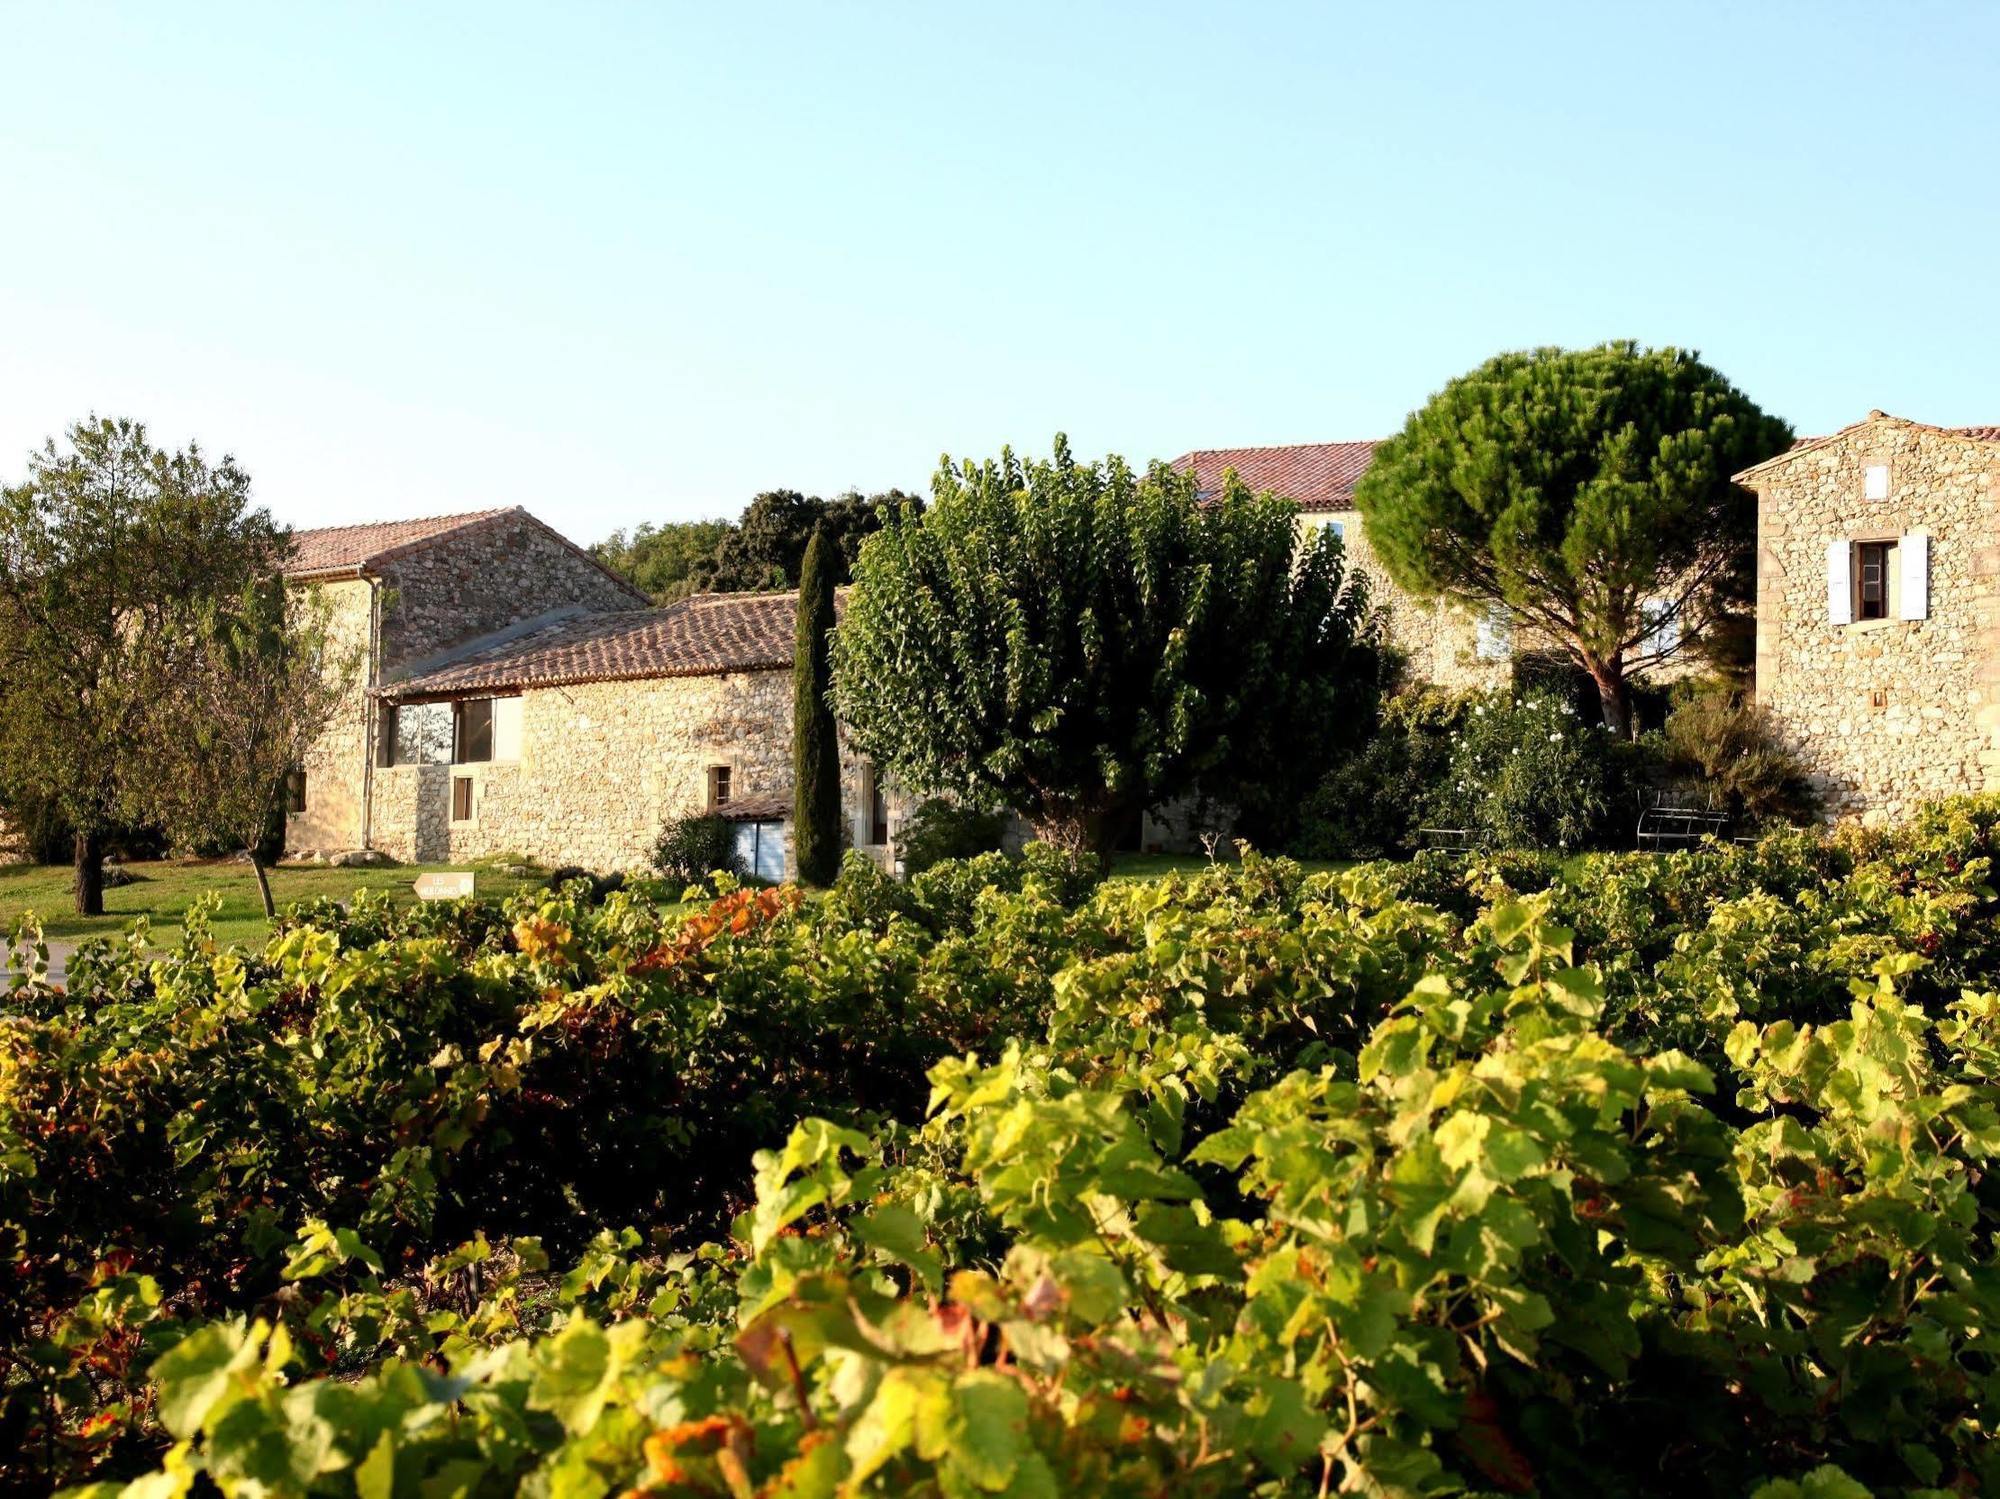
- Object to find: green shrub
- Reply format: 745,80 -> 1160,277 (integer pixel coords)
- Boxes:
893,796 -> 1009,874
1654,677 -> 1820,824
1425,689 -> 1626,849
651,811 -> 740,883
1292,690 -> 1463,857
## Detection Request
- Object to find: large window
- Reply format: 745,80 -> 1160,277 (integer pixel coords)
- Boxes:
454,696 -> 523,763
380,702 -> 452,766
379,698 -> 522,766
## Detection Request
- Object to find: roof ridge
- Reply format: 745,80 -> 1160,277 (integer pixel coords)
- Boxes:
290,505 -> 517,539
685,587 -> 801,605
1177,437 -> 1381,457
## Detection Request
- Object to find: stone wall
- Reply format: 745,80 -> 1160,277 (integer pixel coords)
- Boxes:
376,512 -> 646,676
288,514 -> 652,859
1750,418 -> 2000,822
367,669 -> 917,874
1308,511 -> 1704,706
1309,512 -> 1519,693
288,578 -> 377,855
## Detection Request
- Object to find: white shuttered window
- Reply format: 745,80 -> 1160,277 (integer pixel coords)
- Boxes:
492,696 -> 524,761
1826,539 -> 1853,625
1899,531 -> 1930,621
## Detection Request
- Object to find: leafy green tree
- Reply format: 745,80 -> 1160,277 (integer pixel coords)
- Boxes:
591,519 -> 731,602
832,437 -> 1375,856
706,488 -> 919,592
595,492 -> 920,600
1354,341 -> 1792,736
0,417 -> 286,912
147,580 -> 360,917
792,526 -> 841,886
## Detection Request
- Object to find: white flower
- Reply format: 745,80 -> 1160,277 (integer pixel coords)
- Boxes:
1548,732 -> 1562,743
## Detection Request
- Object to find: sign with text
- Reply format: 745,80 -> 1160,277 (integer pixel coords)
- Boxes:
413,871 -> 476,901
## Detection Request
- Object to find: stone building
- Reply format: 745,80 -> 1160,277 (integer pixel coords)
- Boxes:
1175,441 -> 1523,690
1175,439 -> 1706,701
283,507 -> 907,874
1735,413 -> 2000,822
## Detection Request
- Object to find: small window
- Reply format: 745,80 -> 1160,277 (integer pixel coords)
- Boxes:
286,768 -> 308,814
451,775 -> 475,823
863,764 -> 889,846
708,765 -> 733,810
1864,464 -> 1891,501
1327,519 -> 1346,543
1857,539 -> 1897,620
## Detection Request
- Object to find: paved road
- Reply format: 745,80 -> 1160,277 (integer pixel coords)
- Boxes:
7,939 -> 74,989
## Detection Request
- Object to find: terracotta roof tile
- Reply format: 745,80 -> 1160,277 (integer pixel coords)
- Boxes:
713,793 -> 791,821
286,508 -> 517,575
1171,440 -> 1380,513
384,591 -> 800,698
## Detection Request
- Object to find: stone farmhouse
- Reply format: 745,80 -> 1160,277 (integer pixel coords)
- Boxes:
276,417 -> 2000,873
1175,442 -> 1506,689
283,507 -> 905,876
1735,413 -> 2000,822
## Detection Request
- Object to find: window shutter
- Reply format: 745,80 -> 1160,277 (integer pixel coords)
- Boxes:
492,696 -> 524,760
1826,539 -> 1853,625
1900,531 -> 1930,620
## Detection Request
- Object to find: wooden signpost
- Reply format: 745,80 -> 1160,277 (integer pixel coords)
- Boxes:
413,871 -> 476,901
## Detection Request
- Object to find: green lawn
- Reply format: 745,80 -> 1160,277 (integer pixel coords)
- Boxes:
0,858 -> 547,949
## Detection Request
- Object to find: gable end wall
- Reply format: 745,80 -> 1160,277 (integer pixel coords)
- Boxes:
376,513 -> 644,676
1753,422 -> 2000,821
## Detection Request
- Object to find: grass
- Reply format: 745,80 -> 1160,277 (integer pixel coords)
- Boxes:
0,857 -> 547,950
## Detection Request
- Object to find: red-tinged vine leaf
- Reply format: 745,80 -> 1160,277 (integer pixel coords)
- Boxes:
1452,1390 -> 1535,1494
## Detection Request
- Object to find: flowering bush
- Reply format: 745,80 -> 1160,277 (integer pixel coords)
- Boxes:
1422,689 -> 1625,849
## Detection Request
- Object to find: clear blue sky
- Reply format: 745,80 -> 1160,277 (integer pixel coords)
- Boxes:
3,1 -> 1995,540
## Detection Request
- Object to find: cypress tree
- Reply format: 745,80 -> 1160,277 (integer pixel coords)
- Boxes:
792,525 -> 841,885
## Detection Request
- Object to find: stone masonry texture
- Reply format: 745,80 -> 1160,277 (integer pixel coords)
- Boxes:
1745,415 -> 2000,822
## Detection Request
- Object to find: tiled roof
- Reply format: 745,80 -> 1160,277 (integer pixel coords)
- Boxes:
285,508 -> 517,576
1171,440 -> 1381,513
713,793 -> 791,822
384,591 -> 801,698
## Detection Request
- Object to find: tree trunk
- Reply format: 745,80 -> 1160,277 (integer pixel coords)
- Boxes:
1585,654 -> 1634,739
72,830 -> 105,917
1029,798 -> 1120,870
249,849 -> 276,920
